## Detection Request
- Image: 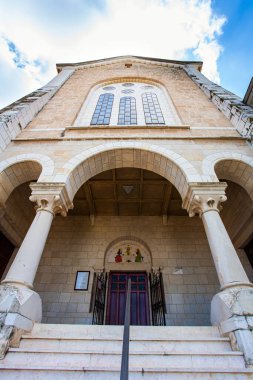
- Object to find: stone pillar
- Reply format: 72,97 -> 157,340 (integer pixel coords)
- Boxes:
185,186 -> 251,290
2,196 -> 64,289
183,183 -> 253,367
0,183 -> 72,358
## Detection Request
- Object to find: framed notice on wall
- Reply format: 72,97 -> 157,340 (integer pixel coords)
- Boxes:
74,271 -> 90,291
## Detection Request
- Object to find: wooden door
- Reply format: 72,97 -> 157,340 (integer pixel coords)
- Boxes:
106,272 -> 150,325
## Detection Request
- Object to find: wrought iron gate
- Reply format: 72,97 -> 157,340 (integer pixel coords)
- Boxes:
149,269 -> 166,326
92,272 -> 107,325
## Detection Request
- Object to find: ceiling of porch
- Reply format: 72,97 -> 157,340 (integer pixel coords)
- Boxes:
69,168 -> 187,217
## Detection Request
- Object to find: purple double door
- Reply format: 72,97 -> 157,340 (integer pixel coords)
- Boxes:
106,272 -> 150,325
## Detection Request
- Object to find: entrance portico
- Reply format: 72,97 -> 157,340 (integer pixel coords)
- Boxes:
0,148 -> 253,365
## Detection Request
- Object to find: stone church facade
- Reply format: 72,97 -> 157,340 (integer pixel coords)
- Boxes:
0,56 -> 253,378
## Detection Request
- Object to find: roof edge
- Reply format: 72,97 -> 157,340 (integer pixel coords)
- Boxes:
56,55 -> 203,72
243,77 -> 253,107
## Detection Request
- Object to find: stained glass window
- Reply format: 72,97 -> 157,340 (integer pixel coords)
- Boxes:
118,97 -> 137,125
90,93 -> 114,125
142,92 -> 165,124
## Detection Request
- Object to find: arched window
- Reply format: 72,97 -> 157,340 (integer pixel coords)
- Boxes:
75,82 -> 180,127
142,93 -> 165,125
118,97 -> 137,125
90,93 -> 114,125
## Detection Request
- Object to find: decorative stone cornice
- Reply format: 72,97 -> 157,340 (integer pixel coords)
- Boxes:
29,183 -> 73,216
182,182 -> 228,217
184,65 -> 253,143
56,56 -> 202,73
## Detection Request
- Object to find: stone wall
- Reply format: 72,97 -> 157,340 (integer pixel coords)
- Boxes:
23,62 -> 233,135
1,176 -> 251,328
33,214 -> 252,326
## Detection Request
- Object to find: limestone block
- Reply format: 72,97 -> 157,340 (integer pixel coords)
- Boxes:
5,313 -> 33,331
211,287 -> 253,326
235,329 -> 253,367
0,285 -> 42,323
246,316 -> 253,329
220,316 -> 248,334
211,287 -> 253,367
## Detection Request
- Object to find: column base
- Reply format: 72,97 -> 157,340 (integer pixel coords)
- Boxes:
211,286 -> 253,367
0,284 -> 42,359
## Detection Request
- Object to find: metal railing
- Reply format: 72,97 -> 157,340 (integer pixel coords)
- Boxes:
149,270 -> 166,326
120,278 -> 131,380
92,272 -> 107,325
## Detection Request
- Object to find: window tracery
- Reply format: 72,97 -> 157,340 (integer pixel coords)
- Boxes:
75,81 -> 180,127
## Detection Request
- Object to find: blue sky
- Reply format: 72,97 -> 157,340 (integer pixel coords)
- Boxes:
0,0 -> 252,109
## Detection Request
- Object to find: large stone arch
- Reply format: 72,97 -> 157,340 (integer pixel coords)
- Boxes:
202,152 -> 253,200
63,141 -> 201,201
81,75 -> 174,100
0,154 -> 54,204
89,75 -> 167,87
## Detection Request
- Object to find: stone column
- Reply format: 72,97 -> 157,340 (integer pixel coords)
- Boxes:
2,195 -> 65,289
183,183 -> 253,367
184,183 -> 251,290
0,183 -> 73,358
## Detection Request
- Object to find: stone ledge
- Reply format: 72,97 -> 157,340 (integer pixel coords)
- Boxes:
12,135 -> 247,142
184,65 -> 253,143
0,68 -> 75,153
66,125 -> 191,130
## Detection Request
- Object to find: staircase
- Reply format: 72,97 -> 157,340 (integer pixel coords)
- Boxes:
1,323 -> 253,379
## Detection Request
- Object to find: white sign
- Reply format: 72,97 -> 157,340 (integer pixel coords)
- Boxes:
75,271 -> 90,290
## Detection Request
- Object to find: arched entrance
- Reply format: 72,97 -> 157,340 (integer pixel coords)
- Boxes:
41,160 -> 217,328
63,142 -> 201,203
67,166 -> 186,326
91,234 -> 167,327
104,237 -> 152,326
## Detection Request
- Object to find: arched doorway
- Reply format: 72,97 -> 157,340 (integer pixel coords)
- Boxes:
104,236 -> 152,326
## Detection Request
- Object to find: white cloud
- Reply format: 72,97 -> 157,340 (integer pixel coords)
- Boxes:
0,0 -> 226,108
194,39 -> 223,83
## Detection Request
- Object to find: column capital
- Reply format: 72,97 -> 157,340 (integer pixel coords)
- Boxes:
29,183 -> 73,216
182,182 -> 228,217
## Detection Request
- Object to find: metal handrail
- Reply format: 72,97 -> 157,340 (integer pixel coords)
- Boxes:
120,278 -> 131,380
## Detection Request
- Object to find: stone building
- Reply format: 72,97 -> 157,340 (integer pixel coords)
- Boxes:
0,55 -> 253,378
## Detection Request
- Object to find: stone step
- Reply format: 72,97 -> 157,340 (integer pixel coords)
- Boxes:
17,338 -> 232,354
24,323 -> 224,340
1,368 -> 253,380
0,351 -> 245,370
2,324 -> 250,379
